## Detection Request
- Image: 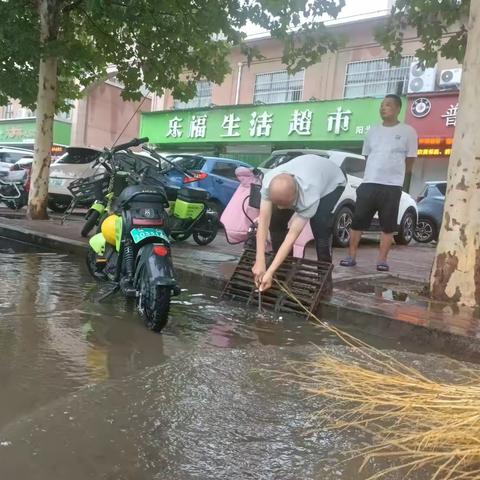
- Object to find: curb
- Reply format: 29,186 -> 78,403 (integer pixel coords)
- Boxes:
0,222 -> 88,256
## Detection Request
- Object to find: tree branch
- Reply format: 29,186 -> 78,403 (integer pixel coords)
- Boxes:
62,0 -> 84,14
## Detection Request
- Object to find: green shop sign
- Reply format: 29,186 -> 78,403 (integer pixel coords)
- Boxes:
0,118 -> 71,145
140,97 -> 406,145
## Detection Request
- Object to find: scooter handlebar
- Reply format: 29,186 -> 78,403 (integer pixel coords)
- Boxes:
112,137 -> 149,153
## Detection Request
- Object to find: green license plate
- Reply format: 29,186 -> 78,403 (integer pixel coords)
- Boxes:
130,228 -> 170,244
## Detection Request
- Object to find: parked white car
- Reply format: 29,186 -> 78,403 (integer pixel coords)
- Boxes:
259,149 -> 418,247
48,147 -> 103,211
48,146 -> 161,212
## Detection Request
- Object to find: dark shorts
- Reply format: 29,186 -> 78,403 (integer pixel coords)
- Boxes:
351,183 -> 402,233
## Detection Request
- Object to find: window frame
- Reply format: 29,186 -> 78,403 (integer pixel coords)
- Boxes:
253,69 -> 305,104
211,161 -> 239,180
174,80 -> 213,110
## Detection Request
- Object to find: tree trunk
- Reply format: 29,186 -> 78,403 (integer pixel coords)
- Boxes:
430,3 -> 480,307
27,0 -> 59,220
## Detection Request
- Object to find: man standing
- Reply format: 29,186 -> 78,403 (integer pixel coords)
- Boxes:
340,94 -> 418,272
252,154 -> 346,292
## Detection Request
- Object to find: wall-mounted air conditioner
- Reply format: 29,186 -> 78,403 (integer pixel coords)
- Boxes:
439,68 -> 462,89
407,61 -> 437,94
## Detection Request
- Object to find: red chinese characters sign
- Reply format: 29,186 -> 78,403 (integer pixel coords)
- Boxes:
406,92 -> 459,156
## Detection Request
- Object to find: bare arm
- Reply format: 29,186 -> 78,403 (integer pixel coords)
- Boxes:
406,157 -> 415,175
255,199 -> 272,261
252,199 -> 272,286
259,215 -> 308,291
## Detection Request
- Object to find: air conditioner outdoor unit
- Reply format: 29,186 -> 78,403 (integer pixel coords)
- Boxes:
407,61 -> 437,94
439,68 -> 462,88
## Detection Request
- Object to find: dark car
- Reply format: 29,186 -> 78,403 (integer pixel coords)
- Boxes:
413,181 -> 446,243
163,154 -> 251,212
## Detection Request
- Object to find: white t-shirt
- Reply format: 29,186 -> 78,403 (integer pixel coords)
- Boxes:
362,123 -> 418,186
261,154 -> 346,219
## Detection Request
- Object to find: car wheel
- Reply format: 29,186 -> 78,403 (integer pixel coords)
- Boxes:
333,206 -> 353,248
394,210 -> 416,245
414,217 -> 437,243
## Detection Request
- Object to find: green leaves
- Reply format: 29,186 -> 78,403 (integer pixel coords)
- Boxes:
0,0 -> 348,109
376,0 -> 470,65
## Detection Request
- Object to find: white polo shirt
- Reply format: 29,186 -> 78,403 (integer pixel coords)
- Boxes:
362,123 -> 418,187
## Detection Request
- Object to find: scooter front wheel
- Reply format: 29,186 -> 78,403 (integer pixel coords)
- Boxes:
86,247 -> 105,281
138,275 -> 171,332
81,210 -> 101,237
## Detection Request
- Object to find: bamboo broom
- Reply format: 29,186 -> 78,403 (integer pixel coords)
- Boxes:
276,280 -> 480,480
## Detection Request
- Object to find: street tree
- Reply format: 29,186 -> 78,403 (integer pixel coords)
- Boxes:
376,0 -> 479,306
0,0 -> 345,219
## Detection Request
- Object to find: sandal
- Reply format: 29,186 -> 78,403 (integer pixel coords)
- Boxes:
340,256 -> 357,267
376,262 -> 390,272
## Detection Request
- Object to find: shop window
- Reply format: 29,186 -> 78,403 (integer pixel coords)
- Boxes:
254,70 -> 304,104
341,156 -> 365,178
211,161 -> 238,180
344,56 -> 414,99
174,80 -> 213,109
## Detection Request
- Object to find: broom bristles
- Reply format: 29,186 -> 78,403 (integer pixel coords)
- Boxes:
276,280 -> 480,480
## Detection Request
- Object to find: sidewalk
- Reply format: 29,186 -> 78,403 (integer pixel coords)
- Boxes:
1,210 -> 479,355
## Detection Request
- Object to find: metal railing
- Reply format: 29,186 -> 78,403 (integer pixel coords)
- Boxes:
344,56 -> 414,98
253,69 -> 304,104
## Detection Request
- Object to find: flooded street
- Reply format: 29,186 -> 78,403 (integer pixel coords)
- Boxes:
0,238 -> 470,479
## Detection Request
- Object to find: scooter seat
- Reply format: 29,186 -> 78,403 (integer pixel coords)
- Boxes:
177,187 -> 209,202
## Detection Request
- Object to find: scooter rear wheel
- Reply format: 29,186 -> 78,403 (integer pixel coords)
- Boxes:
171,232 -> 191,242
138,275 -> 170,332
193,214 -> 219,246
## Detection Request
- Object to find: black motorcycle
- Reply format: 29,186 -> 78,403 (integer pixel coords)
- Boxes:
86,137 -> 178,332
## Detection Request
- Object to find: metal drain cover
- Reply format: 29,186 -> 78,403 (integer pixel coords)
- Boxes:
222,249 -> 332,315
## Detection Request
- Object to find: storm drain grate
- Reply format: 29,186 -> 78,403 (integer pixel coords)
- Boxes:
222,249 -> 333,315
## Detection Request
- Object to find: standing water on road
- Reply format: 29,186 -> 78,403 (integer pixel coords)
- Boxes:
0,238 -> 469,479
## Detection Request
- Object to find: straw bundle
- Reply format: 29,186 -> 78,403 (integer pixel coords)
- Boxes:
278,281 -> 480,480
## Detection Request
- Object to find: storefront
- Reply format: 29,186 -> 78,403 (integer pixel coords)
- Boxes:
140,97 -> 406,166
406,92 -> 458,196
0,118 -> 72,157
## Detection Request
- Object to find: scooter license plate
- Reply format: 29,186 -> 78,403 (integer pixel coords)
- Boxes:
130,228 -> 170,244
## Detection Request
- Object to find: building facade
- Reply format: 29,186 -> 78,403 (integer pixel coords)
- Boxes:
0,79 -> 151,157
146,13 -> 461,195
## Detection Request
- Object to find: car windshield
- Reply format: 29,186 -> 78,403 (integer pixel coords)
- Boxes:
259,152 -> 329,169
166,155 -> 205,171
56,148 -> 101,164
